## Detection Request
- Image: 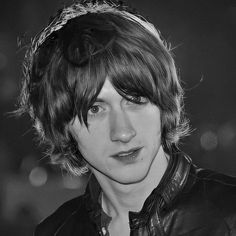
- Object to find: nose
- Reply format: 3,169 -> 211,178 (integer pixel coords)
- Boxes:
110,109 -> 136,143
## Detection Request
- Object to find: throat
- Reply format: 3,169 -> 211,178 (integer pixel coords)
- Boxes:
108,216 -> 130,236
101,148 -> 169,218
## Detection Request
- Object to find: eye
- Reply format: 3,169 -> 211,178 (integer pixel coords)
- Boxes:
127,96 -> 148,104
88,105 -> 104,116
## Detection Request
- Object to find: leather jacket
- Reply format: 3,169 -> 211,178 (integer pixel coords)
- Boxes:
34,154 -> 236,236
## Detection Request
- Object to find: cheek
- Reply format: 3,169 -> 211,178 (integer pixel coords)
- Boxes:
74,123 -> 109,158
133,106 -> 161,137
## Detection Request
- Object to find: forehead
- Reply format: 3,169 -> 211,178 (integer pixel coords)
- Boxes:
97,78 -> 115,95
95,78 -> 125,103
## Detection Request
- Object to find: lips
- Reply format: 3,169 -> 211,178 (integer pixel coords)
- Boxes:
110,147 -> 143,161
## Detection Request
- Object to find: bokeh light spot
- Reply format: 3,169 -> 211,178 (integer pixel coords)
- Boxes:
200,130 -> 218,151
218,123 -> 236,148
29,167 -> 48,187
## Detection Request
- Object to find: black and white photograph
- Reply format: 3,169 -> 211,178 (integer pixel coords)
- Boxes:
0,0 -> 236,235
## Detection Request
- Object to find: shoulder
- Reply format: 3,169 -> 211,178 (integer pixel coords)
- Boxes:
192,167 -> 236,204
181,166 -> 236,231
34,195 -> 85,236
171,165 -> 236,234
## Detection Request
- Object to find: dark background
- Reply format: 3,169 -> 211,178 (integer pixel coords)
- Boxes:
0,0 -> 235,235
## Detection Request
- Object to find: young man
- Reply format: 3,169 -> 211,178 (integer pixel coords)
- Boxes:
18,0 -> 236,235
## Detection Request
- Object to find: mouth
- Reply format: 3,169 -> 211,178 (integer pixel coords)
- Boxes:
110,147 -> 143,162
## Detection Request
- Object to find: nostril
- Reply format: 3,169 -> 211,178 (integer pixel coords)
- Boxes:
110,127 -> 136,143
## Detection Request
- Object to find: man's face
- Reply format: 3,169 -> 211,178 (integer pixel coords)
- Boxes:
69,79 -> 162,184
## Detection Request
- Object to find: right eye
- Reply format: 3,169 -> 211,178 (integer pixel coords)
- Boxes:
87,105 -> 104,117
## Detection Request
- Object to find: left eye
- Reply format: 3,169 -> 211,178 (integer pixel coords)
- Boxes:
88,105 -> 103,116
127,96 -> 148,104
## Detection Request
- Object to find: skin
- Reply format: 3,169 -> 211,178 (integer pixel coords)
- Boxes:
69,78 -> 168,235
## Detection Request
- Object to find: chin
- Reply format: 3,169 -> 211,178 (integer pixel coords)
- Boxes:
109,165 -> 150,185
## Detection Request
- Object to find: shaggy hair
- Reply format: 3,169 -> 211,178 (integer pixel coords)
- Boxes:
18,0 -> 189,175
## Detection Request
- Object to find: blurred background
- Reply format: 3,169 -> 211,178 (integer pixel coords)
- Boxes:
0,0 -> 235,235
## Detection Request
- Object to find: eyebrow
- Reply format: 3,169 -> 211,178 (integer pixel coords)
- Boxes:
94,98 -> 106,103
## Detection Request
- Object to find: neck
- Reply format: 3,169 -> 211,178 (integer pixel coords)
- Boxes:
93,146 -> 168,219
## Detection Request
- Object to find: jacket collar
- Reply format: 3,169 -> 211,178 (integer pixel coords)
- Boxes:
84,174 -> 111,232
159,153 -> 192,206
84,153 -> 192,228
